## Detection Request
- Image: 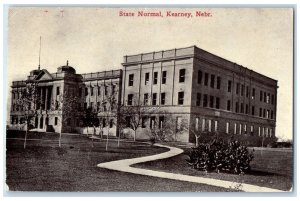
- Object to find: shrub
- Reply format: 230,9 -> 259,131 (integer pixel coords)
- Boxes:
186,139 -> 254,174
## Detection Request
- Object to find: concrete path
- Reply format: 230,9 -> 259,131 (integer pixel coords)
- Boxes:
97,143 -> 285,192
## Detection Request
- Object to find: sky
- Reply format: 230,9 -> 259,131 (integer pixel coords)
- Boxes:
6,7 -> 293,140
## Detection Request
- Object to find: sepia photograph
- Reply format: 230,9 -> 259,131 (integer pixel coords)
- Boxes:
4,6 -> 294,193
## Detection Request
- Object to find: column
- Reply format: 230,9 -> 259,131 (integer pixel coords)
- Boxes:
40,87 -> 43,110
45,87 -> 48,110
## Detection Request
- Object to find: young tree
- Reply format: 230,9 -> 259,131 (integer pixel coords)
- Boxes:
82,106 -> 99,137
15,82 -> 40,149
101,86 -> 119,151
147,114 -> 177,143
121,97 -> 157,141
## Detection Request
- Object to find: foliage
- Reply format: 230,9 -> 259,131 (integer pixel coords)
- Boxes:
186,138 -> 254,175
82,106 -> 99,128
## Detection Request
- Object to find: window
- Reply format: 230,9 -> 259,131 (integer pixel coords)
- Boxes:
103,119 -> 107,127
267,93 -> 270,103
214,120 -> 218,132
241,103 -> 244,113
226,122 -> 230,134
264,92 -> 266,102
90,87 -> 94,96
178,92 -> 184,105
209,96 -> 214,108
153,72 -> 158,85
142,116 -> 147,128
84,102 -> 87,110
252,88 -> 256,99
258,127 -> 261,136
260,91 -> 263,101
159,116 -> 164,128
263,109 -> 266,118
239,124 -> 242,135
235,102 -> 239,113
271,94 -> 275,104
267,109 -> 270,119
236,83 -> 240,95
127,94 -> 133,105
150,116 -> 156,129
179,69 -> 185,83
244,124 -> 247,134
196,93 -> 201,106
270,128 -> 273,137
57,86 -> 60,95
162,71 -> 167,84
112,85 -> 116,94
259,108 -> 262,117
145,72 -> 150,85
227,100 -> 231,111
90,102 -> 94,109
252,106 -> 255,115
144,93 -> 148,105
241,85 -> 244,96
204,73 -> 209,86
234,123 -> 237,134
246,86 -> 249,97
55,117 -> 58,125
246,104 -> 249,114
195,118 -> 199,131
98,87 -> 101,96
152,93 -> 157,105
210,74 -> 215,88
97,102 -> 100,111
85,87 -> 88,96
104,85 -> 108,96
216,97 -> 220,109
110,119 -> 114,128
161,93 -> 166,105
128,74 -> 134,86
198,70 -> 202,84
228,80 -> 232,92
250,125 -> 254,135
103,103 -> 107,112
271,110 -> 274,119
217,76 -> 221,89
208,120 -> 212,132
203,94 -> 208,107
202,119 -> 205,131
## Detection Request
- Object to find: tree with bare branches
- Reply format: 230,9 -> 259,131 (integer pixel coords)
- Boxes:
121,97 -> 157,141
15,82 -> 41,149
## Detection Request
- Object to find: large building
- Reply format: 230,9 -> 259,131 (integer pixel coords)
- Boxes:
9,46 -> 278,143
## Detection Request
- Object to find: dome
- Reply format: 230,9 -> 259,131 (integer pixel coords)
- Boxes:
57,60 -> 76,74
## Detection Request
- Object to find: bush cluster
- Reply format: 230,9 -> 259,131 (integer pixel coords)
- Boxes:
186,139 -> 254,174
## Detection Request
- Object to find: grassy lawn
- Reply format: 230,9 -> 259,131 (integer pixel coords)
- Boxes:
6,133 -> 231,192
133,145 -> 293,191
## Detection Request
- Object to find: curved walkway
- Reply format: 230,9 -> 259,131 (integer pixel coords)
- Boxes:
97,143 -> 284,192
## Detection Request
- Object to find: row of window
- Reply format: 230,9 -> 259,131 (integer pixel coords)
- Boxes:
127,92 -> 184,106
83,85 -> 116,97
128,69 -> 186,87
194,118 -> 273,137
83,101 -> 116,111
259,108 -> 274,119
196,93 -> 220,109
260,90 -> 275,104
197,70 -> 221,89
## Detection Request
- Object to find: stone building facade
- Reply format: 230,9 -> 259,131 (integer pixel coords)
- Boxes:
121,46 -> 278,142
10,62 -> 122,136
9,46 -> 277,143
